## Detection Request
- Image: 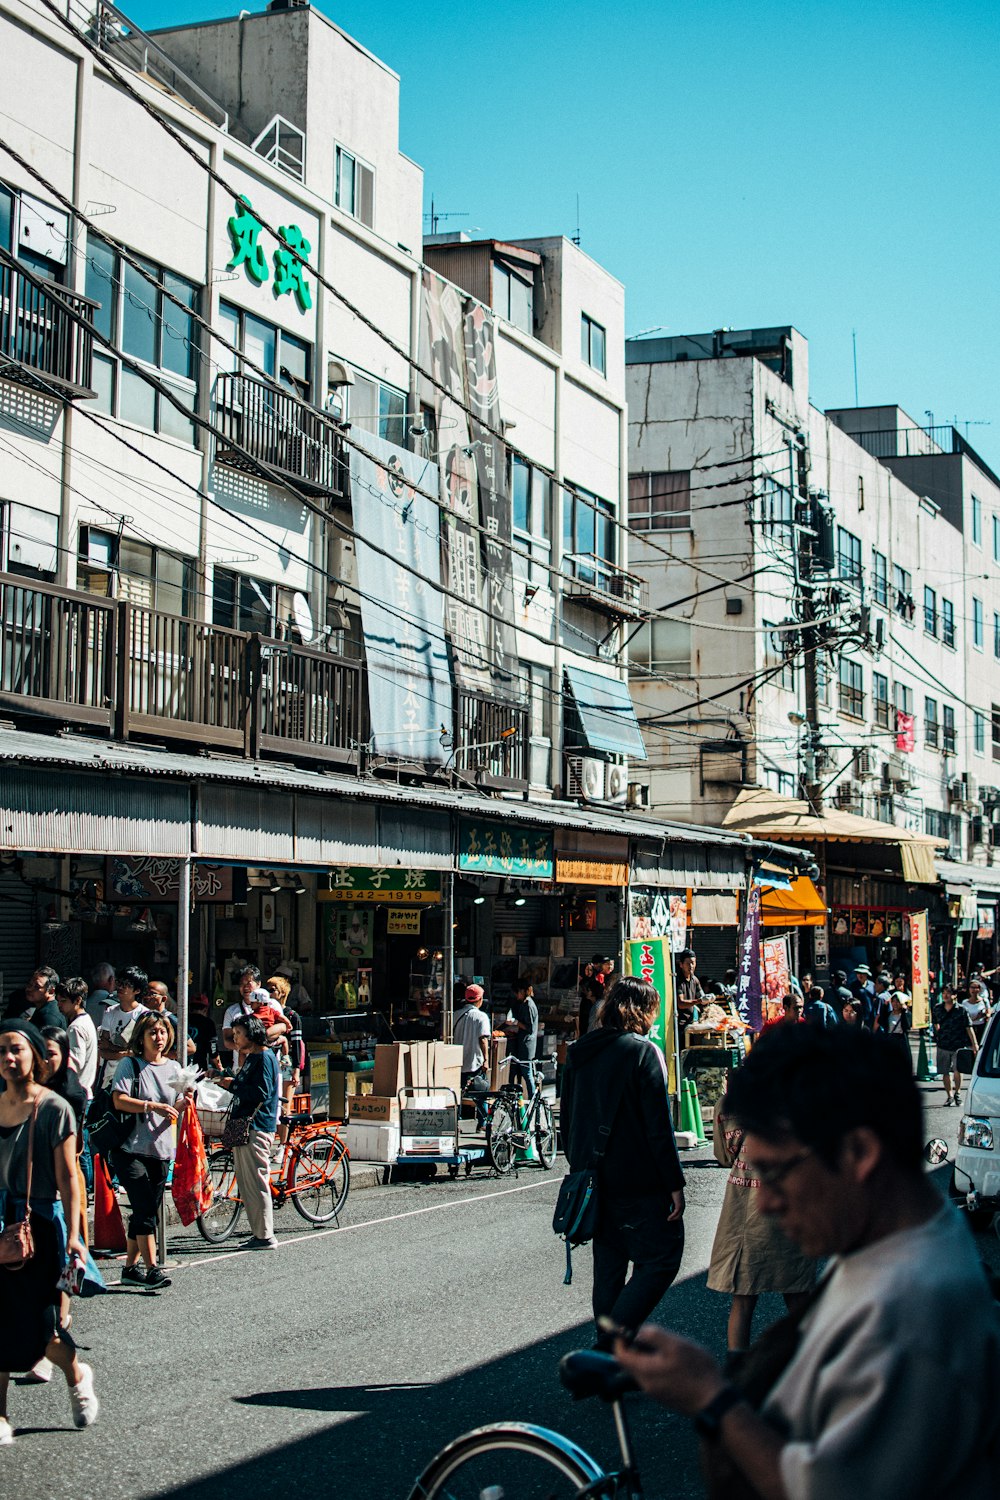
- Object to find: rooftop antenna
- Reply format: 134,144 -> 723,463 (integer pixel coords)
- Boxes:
852,329 -> 859,406
572,193 -> 581,246
424,195 -> 468,236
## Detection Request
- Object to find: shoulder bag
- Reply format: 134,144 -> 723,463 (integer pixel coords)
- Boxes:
86,1056 -> 141,1159
221,1056 -> 262,1149
552,1053 -> 629,1285
0,1096 -> 39,1269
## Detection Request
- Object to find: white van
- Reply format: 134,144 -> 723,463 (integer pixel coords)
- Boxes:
955,1010 -> 1000,1229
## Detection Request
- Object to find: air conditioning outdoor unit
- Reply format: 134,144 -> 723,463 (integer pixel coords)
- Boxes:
854,746 -> 878,781
626,781 -> 650,809
948,776 -> 965,806
835,780 -> 864,810
962,772 -> 980,806
565,754 -> 606,804
605,761 -> 629,805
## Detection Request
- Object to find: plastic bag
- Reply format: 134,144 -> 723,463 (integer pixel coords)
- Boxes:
171,1101 -> 213,1226
195,1079 -> 231,1113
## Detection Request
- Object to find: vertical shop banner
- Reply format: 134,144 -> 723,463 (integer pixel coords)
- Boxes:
895,711 -> 916,753
625,938 -> 677,1094
910,909 -> 930,1028
762,937 -> 791,1021
737,883 -> 763,1029
349,429 -> 452,763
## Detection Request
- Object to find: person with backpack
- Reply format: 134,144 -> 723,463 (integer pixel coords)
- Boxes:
560,976 -> 685,1342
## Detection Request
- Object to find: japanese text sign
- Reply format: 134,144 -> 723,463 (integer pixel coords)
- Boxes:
458,819 -> 553,879
317,868 -> 442,904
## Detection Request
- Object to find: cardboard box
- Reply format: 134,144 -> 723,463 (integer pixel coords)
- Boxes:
409,1041 -> 431,1090
372,1043 -> 409,1097
431,1043 -> 463,1098
350,1093 -> 400,1124
342,1121 -> 400,1163
488,1036 -> 507,1090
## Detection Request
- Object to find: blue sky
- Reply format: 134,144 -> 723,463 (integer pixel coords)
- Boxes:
134,0 -> 1000,468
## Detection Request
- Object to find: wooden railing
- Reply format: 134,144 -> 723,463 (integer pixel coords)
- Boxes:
255,637 -> 362,762
454,688 -> 529,789
0,575 -> 115,727
214,372 -> 343,496
0,256 -> 97,400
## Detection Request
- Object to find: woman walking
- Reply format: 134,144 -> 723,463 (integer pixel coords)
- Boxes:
561,976 -> 685,1341
221,1014 -> 280,1250
111,1012 -> 190,1289
0,1020 -> 99,1443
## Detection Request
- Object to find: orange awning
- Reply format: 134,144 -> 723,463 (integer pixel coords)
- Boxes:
761,875 -> 827,928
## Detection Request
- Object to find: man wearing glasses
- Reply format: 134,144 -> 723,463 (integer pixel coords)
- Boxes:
616,1026 -> 1000,1499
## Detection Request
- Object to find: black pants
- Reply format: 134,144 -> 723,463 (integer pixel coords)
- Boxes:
461,1068 -> 489,1126
112,1150 -> 170,1238
592,1193 -> 684,1337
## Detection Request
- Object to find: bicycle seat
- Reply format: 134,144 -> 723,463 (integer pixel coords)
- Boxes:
559,1350 -> 637,1402
281,1111 -> 313,1127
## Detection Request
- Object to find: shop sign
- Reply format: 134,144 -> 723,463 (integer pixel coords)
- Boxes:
624,937 -> 677,1094
978,905 -> 995,939
111,858 -> 234,903
909,910 -> 929,1028
227,197 -> 312,311
555,857 -> 627,886
317,868 -> 442,904
737,883 -> 763,1030
388,909 -> 423,935
458,819 -> 553,879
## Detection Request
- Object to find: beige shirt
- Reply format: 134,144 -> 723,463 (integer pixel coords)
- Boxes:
765,1203 -> 1000,1500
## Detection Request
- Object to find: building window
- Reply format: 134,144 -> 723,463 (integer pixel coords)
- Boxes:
892,564 -> 914,620
765,622 -> 795,690
993,705 -> 1000,763
994,613 -> 1000,660
923,586 -> 938,636
218,302 -> 311,395
78,527 -> 193,616
942,703 -> 956,753
973,595 -> 984,650
212,568 -> 274,634
893,681 -> 913,717
344,367 -> 406,449
492,261 -> 534,335
580,313 -> 606,375
924,697 -> 939,747
871,549 -> 888,607
994,514 -> 1000,564
817,656 -> 831,708
974,710 -> 986,755
942,597 -> 955,648
972,494 -> 982,546
85,235 -> 199,442
563,484 -> 616,578
926,808 -> 962,858
511,455 -> 551,583
837,527 -> 862,586
873,671 -> 889,728
630,618 -> 692,676
523,662 -> 552,787
759,478 -> 795,544
875,792 -> 894,823
628,471 -> 691,532
838,658 -> 864,718
334,145 -> 374,228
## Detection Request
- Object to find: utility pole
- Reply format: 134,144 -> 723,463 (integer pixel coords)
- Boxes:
794,438 -> 823,814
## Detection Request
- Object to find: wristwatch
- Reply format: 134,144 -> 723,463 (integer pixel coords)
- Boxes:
693,1384 -> 744,1440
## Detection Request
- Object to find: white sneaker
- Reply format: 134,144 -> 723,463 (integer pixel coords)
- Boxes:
24,1356 -> 53,1384
0,1418 -> 13,1445
69,1363 -> 99,1429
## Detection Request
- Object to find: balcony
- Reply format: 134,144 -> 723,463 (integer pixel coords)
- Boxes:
563,553 -> 648,620
0,256 -> 97,400
214,373 -> 343,498
454,688 -> 529,790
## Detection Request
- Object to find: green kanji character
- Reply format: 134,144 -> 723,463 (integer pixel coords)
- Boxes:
227,197 -> 269,285
273,224 -> 312,312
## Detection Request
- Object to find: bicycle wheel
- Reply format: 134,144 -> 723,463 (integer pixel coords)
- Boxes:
290,1136 -> 350,1223
196,1149 -> 243,1243
485,1097 -> 519,1175
534,1097 -> 557,1169
408,1421 -> 610,1500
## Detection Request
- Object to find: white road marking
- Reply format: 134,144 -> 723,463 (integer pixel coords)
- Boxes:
180,1177 -> 559,1270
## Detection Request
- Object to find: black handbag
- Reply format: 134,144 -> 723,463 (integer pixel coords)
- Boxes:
86,1057 -> 140,1158
552,1066 -> 627,1285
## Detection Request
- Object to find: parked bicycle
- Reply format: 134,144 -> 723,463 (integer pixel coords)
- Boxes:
197,1111 -> 350,1242
484,1058 -> 557,1175
407,1349 -> 641,1497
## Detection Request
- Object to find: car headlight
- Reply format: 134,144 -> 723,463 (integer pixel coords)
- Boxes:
959,1116 -> 995,1151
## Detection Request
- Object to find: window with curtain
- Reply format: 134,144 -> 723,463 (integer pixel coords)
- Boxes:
628,471 -> 691,531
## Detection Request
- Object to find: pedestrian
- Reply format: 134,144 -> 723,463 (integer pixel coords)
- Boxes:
0,1020 -> 99,1443
96,965 -> 149,1089
187,992 -> 220,1073
675,949 -> 704,1032
219,1014 -> 280,1250
962,978 -> 992,1046
883,990 -> 912,1064
501,980 -> 539,1092
932,988 -> 979,1106
614,1025 -> 1000,1500
7,968 -> 64,1031
706,1097 -> 815,1354
85,963 -> 116,1030
760,992 -> 803,1034
802,985 -> 837,1029
851,965 -> 877,1027
111,1011 -> 191,1288
143,980 -> 195,1061
560,976 -> 685,1341
56,979 -> 98,1100
454,984 -> 491,1129
266,975 -> 303,1141
839,997 -> 861,1025
222,965 -> 282,1067
827,968 -> 854,1016
578,958 -> 605,1035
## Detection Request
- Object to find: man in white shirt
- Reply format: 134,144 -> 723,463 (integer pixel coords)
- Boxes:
57,976 -> 99,1097
97,964 -> 149,1088
454,983 -> 491,1128
222,966 -> 288,1068
86,961 -> 116,1029
616,1024 -> 1000,1500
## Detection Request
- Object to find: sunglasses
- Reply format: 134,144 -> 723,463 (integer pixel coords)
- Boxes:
744,1149 -> 813,1190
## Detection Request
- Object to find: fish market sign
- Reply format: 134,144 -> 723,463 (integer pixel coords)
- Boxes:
227,197 -> 312,312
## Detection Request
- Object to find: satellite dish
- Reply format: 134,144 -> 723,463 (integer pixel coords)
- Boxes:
291,591 -> 314,644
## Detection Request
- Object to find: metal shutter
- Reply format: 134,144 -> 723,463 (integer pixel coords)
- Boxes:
0,868 -> 38,1005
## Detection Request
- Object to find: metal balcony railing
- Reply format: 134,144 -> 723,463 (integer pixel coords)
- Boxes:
214,373 -> 343,497
90,0 -> 229,131
0,255 -> 97,400
563,553 -> 648,619
454,689 -> 529,789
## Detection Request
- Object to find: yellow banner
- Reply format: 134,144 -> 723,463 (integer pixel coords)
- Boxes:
909,910 -> 929,1028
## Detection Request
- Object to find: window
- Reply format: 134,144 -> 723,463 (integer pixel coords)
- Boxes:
838,658 -> 864,718
926,808 -> 962,858
993,704 -> 1000,763
764,621 -> 795,690
973,595 -> 984,650
212,568 -> 274,634
873,671 -> 889,728
871,549 -> 888,607
78,527 -> 192,615
628,471 -> 690,532
219,302 -> 311,394
894,681 -> 913,716
994,514 -> 1000,564
923,586 -> 938,636
892,563 -> 913,620
994,613 -> 1000,660
972,494 -> 982,546
580,313 -> 606,375
511,455 -> 551,583
924,697 -> 939,747
630,618 -> 692,675
942,703 -> 956,754
563,484 -> 616,579
524,662 -> 552,787
759,478 -> 795,544
837,527 -> 862,586
334,145 -> 374,228
492,261 -> 534,335
942,597 -> 955,647
341,367 -> 406,449
817,656 -> 831,708
974,711 -> 986,755
85,235 -> 199,442
875,792 -> 894,823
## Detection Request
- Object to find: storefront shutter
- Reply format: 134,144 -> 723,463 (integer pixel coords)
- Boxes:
0,867 -> 37,1004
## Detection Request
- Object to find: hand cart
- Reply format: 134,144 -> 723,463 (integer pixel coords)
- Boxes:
394,1085 -> 486,1179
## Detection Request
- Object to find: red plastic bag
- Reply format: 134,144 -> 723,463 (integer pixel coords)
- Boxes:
171,1100 -> 213,1226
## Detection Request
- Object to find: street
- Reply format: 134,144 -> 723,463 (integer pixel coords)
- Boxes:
2,1080 -> 994,1499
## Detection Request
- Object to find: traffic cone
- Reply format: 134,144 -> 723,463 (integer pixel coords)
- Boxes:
916,1031 -> 937,1082
92,1153 -> 127,1252
688,1079 -> 707,1144
679,1079 -> 698,1135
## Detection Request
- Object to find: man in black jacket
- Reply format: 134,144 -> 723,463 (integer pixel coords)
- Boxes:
561,975 -> 685,1339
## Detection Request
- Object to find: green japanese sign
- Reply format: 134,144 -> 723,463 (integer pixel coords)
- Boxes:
227,197 -> 312,313
458,818 -> 554,879
625,937 -> 677,1093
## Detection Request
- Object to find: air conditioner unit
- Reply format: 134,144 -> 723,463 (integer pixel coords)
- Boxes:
962,772 -> 980,805
966,800 -> 985,818
626,781 -> 650,810
565,754 -> 606,804
948,776 -> 965,806
886,754 -> 907,786
854,746 -> 878,781
605,761 -> 629,805
835,780 -> 864,810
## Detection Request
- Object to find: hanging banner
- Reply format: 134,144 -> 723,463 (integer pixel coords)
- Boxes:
737,883 -> 763,1029
762,936 -> 791,1021
910,909 -> 930,1028
625,937 -> 677,1094
349,429 -> 452,763
895,711 -> 916,753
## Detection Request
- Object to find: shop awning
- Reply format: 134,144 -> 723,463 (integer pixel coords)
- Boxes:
564,665 -> 647,760
723,788 -> 944,878
935,858 -> 1000,896
761,874 -> 827,928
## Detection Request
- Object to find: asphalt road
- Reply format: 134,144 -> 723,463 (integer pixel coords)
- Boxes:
2,1079 -> 992,1499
